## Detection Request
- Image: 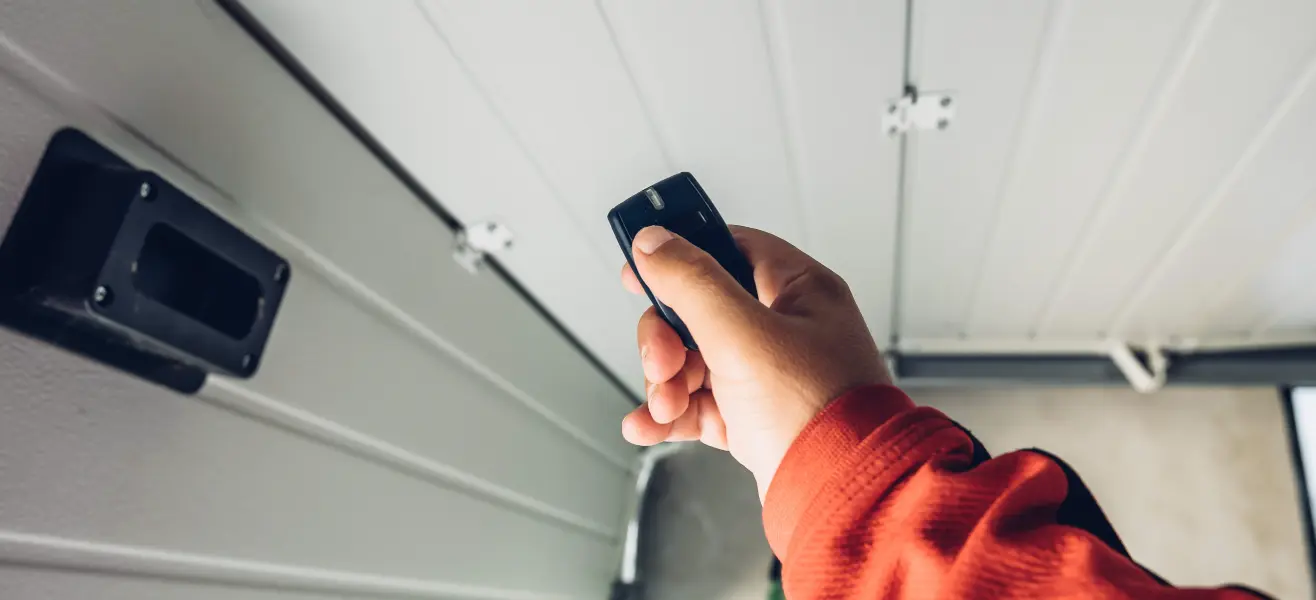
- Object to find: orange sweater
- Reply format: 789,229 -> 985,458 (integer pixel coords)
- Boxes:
762,385 -> 1270,599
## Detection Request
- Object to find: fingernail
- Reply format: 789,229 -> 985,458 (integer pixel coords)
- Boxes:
646,382 -> 658,402
634,226 -> 674,254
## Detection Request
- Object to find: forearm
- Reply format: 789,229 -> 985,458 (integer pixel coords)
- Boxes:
762,386 -> 1265,600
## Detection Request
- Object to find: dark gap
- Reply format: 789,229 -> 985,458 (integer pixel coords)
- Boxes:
136,224 -> 261,339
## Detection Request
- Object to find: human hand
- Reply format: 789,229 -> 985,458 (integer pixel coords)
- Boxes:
621,225 -> 891,497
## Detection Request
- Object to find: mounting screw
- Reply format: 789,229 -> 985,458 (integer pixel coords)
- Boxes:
138,181 -> 154,201
937,118 -> 949,130
940,96 -> 952,107
92,285 -> 112,307
273,263 -> 288,283
242,354 -> 254,369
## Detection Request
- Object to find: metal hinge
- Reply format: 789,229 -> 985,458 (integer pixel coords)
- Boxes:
883,86 -> 956,136
453,221 -> 514,274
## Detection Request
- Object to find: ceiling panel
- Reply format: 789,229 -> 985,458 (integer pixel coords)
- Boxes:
1119,59 -> 1316,340
599,0 -> 804,243
417,0 -> 670,281
955,0 -> 1200,338
1033,0 -> 1316,337
240,0 -> 643,387
243,0 -> 907,378
904,0 -> 1316,348
1210,215 -> 1316,337
900,0 -> 1051,337
242,0 -> 1316,371
758,0 -> 906,338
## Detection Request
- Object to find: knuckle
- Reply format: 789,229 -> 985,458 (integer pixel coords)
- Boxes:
808,265 -> 852,299
794,263 -> 847,300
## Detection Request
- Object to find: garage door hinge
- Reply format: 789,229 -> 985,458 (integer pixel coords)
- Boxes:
883,86 -> 956,136
453,221 -> 514,274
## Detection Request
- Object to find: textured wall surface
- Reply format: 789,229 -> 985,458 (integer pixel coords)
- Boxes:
643,386 -> 1310,600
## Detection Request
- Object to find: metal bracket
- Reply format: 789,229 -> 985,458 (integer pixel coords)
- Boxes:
883,88 -> 956,136
453,221 -> 514,274
1109,342 -> 1169,394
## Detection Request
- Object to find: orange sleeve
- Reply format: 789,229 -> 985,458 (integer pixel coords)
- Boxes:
762,385 -> 1270,600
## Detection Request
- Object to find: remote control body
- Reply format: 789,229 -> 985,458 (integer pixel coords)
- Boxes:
608,172 -> 756,350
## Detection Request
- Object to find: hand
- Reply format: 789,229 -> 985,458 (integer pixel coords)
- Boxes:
621,225 -> 892,497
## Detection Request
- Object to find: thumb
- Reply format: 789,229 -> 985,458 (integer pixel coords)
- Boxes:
631,226 -> 767,349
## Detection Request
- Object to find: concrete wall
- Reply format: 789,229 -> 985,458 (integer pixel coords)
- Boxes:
643,386 -> 1312,599
919,386 -> 1310,599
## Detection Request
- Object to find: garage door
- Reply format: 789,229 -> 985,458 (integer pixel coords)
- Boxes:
0,1 -> 635,598
236,0 -> 1316,393
5,1 -> 1316,599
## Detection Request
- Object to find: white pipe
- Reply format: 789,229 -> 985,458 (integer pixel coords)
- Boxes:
1108,342 -> 1168,393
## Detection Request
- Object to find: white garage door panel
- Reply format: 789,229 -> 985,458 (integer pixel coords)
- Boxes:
1036,0 -> 1316,337
1119,63 -> 1316,340
959,0 -> 1200,337
0,331 -> 612,596
418,0 -> 672,286
904,0 -> 1316,347
1211,215 -> 1316,336
237,0 -> 643,391
599,0 -> 805,244
0,0 -> 642,430
245,0 -> 908,364
0,0 -> 634,596
901,0 -> 1050,337
235,270 -> 630,527
765,0 -> 905,341
0,567 -> 363,600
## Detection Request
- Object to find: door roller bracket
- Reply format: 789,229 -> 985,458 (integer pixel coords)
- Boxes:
454,221 -> 514,274
883,86 -> 956,136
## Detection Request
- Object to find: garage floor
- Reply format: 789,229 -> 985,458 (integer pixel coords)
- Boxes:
638,386 -> 1312,600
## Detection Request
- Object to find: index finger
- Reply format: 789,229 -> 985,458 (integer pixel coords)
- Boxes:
727,225 -> 816,308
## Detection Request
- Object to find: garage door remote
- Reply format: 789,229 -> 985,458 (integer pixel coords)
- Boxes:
608,172 -> 757,351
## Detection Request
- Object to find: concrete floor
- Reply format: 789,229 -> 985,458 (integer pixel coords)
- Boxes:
638,386 -> 1311,600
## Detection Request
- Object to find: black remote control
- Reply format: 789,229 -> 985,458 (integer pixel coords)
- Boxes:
608,172 -> 757,350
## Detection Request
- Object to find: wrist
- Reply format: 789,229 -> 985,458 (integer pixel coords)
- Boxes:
754,385 -> 914,502
749,400 -> 837,501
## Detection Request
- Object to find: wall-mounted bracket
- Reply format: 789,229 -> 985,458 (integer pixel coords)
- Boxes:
453,221 -> 514,274
0,129 -> 291,393
883,87 -> 956,136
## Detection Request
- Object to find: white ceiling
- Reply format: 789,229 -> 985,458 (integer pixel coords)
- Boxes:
242,0 -> 1316,388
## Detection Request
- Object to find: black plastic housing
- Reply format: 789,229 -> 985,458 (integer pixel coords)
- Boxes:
608,172 -> 756,350
0,128 -> 290,393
